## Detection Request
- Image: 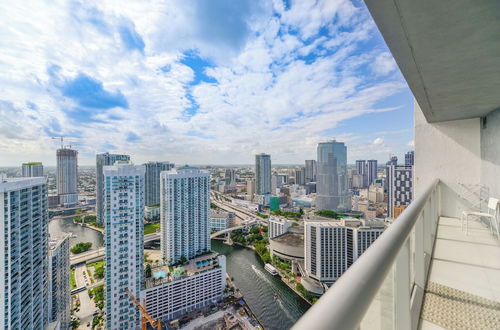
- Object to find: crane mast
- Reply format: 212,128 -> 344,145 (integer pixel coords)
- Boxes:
124,288 -> 162,330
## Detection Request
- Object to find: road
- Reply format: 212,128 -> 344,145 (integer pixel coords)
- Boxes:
74,264 -> 97,329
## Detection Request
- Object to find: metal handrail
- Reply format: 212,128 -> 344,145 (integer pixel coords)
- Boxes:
293,179 -> 439,330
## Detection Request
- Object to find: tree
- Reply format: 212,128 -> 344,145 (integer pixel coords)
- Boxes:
145,264 -> 152,278
179,256 -> 187,264
70,242 -> 92,254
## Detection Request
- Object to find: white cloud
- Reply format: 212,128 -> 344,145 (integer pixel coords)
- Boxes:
0,0 -> 410,165
372,137 -> 384,145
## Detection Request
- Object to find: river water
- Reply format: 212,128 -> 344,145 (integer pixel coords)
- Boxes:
211,240 -> 310,330
49,216 -> 104,250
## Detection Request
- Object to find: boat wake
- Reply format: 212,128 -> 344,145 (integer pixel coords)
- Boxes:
251,264 -> 274,286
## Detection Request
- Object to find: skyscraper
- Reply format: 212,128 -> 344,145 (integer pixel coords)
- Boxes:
255,153 -> 272,195
295,167 -> 306,185
384,155 -> 398,192
144,161 -> 174,206
0,176 -> 49,329
22,162 -> 44,177
96,152 -> 130,224
224,168 -> 236,188
355,160 -> 366,177
160,166 -> 210,264
103,163 -> 145,330
56,147 -> 78,206
367,160 -> 378,186
304,219 -> 384,285
48,234 -> 71,330
305,160 -> 317,183
387,165 -> 414,218
355,160 -> 367,187
405,151 -> 415,166
316,140 -> 349,211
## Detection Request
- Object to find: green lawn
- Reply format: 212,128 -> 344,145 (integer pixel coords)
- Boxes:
70,269 -> 76,290
144,222 -> 160,234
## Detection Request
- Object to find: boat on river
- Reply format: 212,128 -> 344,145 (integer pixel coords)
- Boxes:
264,263 -> 279,276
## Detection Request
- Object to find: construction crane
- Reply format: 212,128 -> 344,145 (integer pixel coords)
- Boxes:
51,136 -> 79,149
51,136 -> 65,149
125,288 -> 162,330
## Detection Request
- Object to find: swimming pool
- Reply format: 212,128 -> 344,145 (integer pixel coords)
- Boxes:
153,270 -> 167,280
195,260 -> 212,268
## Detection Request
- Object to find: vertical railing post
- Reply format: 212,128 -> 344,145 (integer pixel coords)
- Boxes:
414,215 -> 425,289
394,239 -> 411,330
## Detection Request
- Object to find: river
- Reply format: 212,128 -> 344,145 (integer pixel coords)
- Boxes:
211,240 -> 310,330
49,216 -> 104,250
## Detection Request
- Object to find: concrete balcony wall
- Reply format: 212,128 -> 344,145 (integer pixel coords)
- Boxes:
481,107 -> 500,199
414,101 -> 481,218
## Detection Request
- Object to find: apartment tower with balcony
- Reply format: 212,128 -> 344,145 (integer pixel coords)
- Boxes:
0,176 -> 49,329
160,166 -> 210,264
103,163 -> 145,330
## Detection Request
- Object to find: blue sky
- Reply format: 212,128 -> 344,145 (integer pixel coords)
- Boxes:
0,0 -> 414,165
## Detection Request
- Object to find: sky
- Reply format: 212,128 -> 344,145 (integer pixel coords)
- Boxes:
0,0 -> 414,166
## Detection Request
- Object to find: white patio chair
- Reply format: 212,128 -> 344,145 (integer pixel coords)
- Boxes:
461,197 -> 499,237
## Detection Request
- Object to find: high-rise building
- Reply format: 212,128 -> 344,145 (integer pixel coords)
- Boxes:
56,147 -> 78,206
355,160 -> 366,177
355,160 -> 367,187
255,153 -> 272,195
304,218 -> 384,284
295,167 -> 306,186
144,161 -> 174,206
0,176 -> 49,329
48,234 -> 71,330
160,166 -> 210,264
405,151 -> 415,166
96,152 -> 130,224
247,179 -> 255,200
224,168 -> 236,188
387,165 -> 414,218
305,160 -> 317,183
366,160 -> 378,186
22,162 -> 44,177
384,156 -> 398,192
316,140 -> 349,211
103,163 -> 145,330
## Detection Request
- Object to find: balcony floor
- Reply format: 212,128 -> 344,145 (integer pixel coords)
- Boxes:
420,217 -> 500,329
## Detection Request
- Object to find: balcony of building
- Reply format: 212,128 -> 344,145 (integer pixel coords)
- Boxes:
293,0 -> 500,329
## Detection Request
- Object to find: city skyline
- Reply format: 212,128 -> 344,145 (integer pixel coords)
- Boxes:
0,0 -> 413,166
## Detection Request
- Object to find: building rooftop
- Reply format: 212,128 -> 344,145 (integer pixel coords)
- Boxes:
271,232 -> 304,248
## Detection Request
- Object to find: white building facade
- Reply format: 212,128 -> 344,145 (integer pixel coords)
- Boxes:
160,167 -> 210,265
387,165 -> 414,218
48,234 -> 71,330
304,219 -> 385,284
210,211 -> 229,232
0,176 -> 49,329
268,216 -> 292,239
103,163 -> 145,330
141,256 -> 226,322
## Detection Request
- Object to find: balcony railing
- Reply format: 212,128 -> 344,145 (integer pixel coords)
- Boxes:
293,179 -> 440,330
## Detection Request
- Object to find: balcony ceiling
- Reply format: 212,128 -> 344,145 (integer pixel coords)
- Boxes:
365,0 -> 500,123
